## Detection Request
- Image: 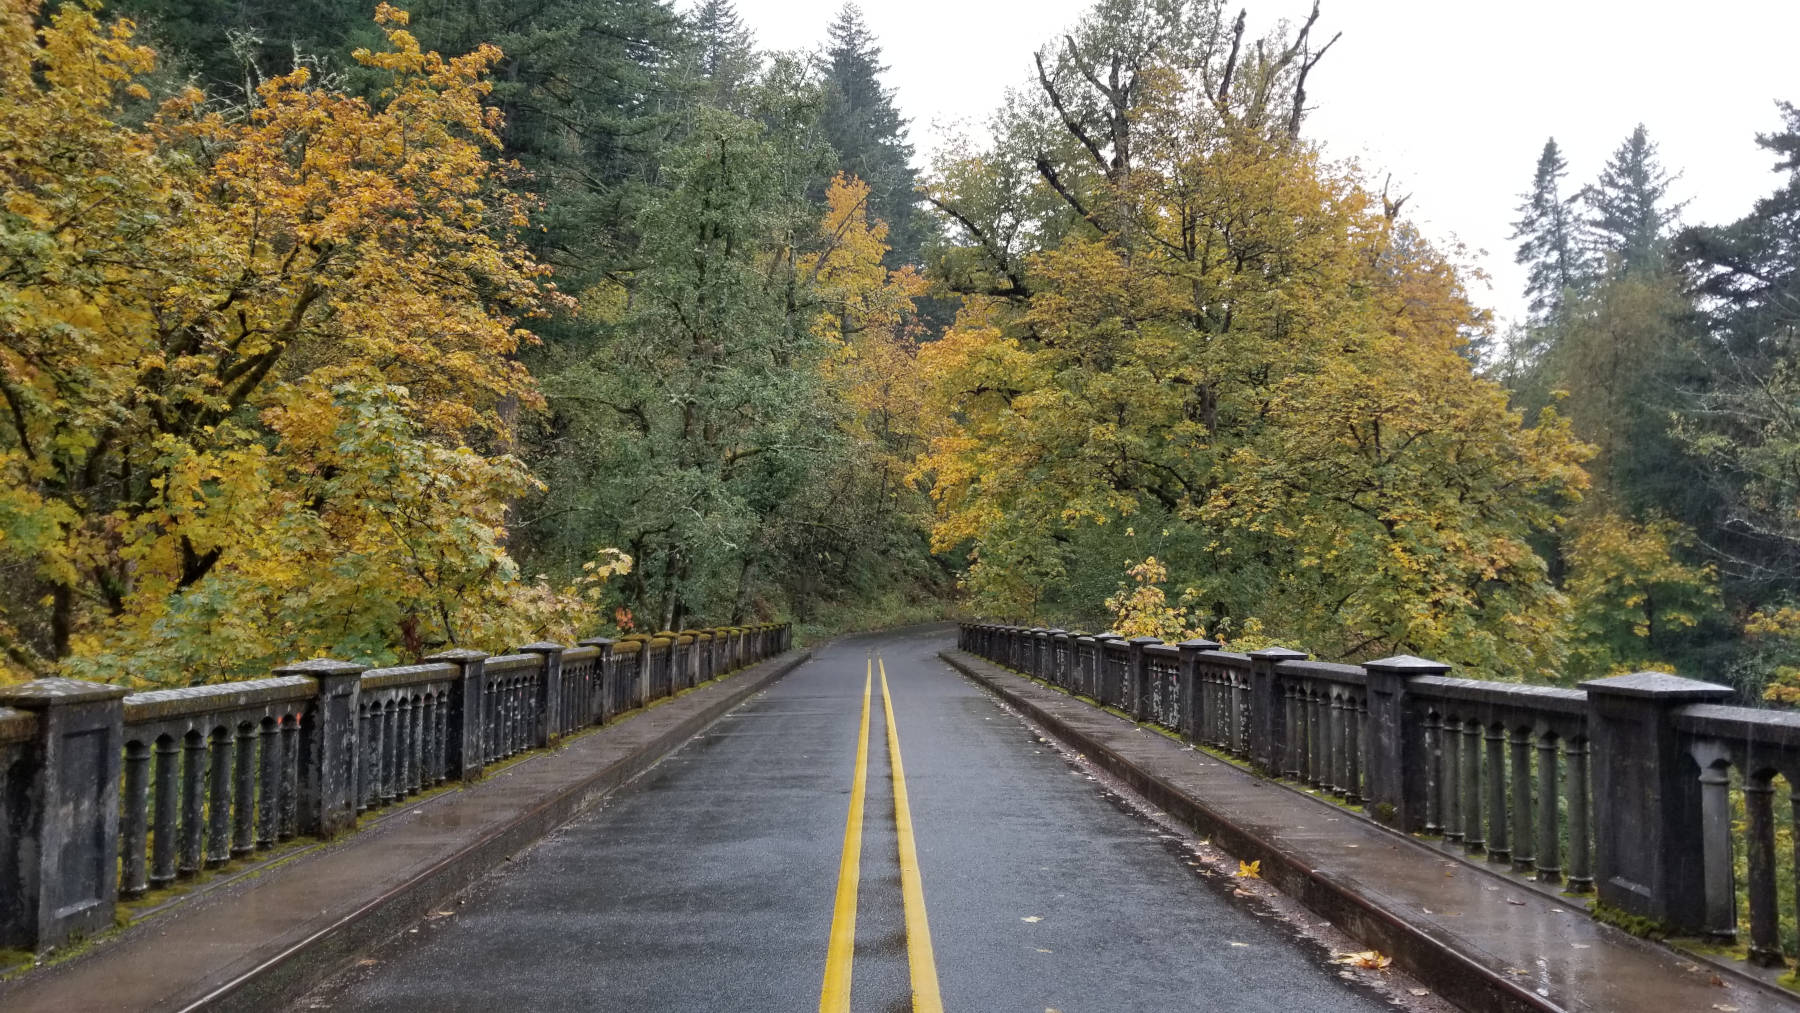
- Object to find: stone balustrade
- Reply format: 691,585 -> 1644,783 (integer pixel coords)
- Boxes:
0,622 -> 790,952
960,621 -> 1800,976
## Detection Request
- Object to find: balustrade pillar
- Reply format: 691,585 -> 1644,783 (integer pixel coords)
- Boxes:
1246,648 -> 1306,777
1125,636 -> 1161,722
274,658 -> 364,838
518,642 -> 565,746
1178,638 -> 1221,745
427,648 -> 490,782
0,678 -> 128,950
1581,672 -> 1730,932
1361,655 -> 1448,830
580,637 -> 617,724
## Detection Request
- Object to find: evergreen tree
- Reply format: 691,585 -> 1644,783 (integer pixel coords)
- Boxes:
1584,124 -> 1684,276
1672,102 -> 1800,596
819,5 -> 919,265
687,0 -> 758,105
1510,138 -> 1587,321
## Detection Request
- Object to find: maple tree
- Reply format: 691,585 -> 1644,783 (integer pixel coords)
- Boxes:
919,2 -> 1591,679
0,3 -> 619,684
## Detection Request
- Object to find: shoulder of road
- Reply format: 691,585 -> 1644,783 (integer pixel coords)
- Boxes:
941,649 -> 1800,1013
0,649 -> 812,1013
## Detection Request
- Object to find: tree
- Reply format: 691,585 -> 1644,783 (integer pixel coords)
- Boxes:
819,5 -> 919,265
0,3 -> 603,683
919,0 -> 1590,679
1564,513 -> 1721,677
526,62 -> 840,631
1511,138 -> 1588,321
1583,123 -> 1684,276
1672,102 -> 1800,597
687,0 -> 759,106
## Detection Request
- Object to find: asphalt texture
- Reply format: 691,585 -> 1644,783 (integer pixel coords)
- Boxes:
293,627 -> 1395,1012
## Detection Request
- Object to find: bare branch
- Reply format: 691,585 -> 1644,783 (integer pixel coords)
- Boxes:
1034,50 -> 1108,173
1216,9 -> 1246,108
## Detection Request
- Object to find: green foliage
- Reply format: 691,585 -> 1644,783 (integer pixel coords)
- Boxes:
921,0 -> 1590,679
1511,138 -> 1588,323
1583,124 -> 1685,277
1564,513 -> 1722,678
819,4 -> 919,266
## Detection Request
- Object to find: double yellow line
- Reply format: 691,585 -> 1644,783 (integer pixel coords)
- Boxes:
820,658 -> 943,1013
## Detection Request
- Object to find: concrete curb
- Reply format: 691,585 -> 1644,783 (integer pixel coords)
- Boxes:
206,649 -> 810,1012
943,649 -> 1560,1013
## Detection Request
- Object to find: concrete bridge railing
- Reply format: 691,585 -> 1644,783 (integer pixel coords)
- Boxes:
961,622 -> 1800,972
0,622 -> 791,952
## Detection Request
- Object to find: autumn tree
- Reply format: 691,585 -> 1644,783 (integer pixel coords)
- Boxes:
0,4 -> 613,684
920,0 -> 1591,679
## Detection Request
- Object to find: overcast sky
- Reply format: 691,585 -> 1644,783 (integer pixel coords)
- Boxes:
734,0 -> 1800,328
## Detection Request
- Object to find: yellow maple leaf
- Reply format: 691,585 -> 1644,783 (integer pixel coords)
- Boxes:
1234,859 -> 1261,879
1332,951 -> 1393,970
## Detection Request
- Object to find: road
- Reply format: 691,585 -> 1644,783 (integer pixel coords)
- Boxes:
294,627 -> 1403,1012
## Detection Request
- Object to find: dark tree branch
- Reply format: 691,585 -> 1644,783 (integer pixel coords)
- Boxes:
1034,50 -> 1109,173
1034,153 -> 1096,225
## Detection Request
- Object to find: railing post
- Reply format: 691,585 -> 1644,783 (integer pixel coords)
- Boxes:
274,659 -> 365,838
1580,671 -> 1732,933
1176,638 -> 1221,742
578,637 -> 616,724
1362,655 -> 1449,830
693,632 -> 713,684
518,642 -> 564,746
0,678 -> 128,951
1046,630 -> 1069,687
1092,633 -> 1123,704
1126,636 -> 1161,721
427,649 -> 489,781
1246,648 -> 1308,777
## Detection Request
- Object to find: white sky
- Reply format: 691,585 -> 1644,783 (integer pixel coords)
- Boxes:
734,0 -> 1800,328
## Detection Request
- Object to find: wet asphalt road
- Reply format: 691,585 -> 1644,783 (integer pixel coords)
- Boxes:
295,627 -> 1394,1012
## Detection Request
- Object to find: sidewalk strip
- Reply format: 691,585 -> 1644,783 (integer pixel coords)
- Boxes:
819,660 -> 873,1013
880,657 -> 944,1013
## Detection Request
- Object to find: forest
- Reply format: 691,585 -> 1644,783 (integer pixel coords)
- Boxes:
2,0 -> 1797,700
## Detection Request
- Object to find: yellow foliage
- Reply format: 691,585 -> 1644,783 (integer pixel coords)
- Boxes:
921,108 -> 1590,678
0,5 -> 613,684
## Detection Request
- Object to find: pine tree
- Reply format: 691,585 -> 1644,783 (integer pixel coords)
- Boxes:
1510,138 -> 1587,321
820,5 -> 919,265
688,0 -> 758,106
1584,124 -> 1684,276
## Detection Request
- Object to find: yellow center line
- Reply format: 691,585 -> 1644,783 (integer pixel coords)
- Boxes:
881,657 -> 944,1013
820,660 -> 873,1013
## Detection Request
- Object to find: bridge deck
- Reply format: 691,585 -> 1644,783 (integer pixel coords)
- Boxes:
293,627 -> 1405,1011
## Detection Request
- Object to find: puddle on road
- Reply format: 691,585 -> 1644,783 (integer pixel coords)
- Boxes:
979,688 -> 1458,1013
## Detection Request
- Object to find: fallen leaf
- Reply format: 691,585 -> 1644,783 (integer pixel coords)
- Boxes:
1409,989 -> 1430,997
1235,860 -> 1262,879
1712,1005 -> 1740,1012
1228,941 -> 1250,948
1021,916 -> 1042,923
1331,950 -> 1392,970
1506,898 -> 1526,906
